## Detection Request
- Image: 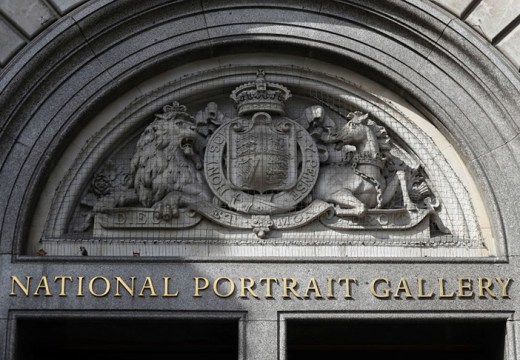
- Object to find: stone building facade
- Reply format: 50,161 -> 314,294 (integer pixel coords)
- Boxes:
1,1 -> 520,359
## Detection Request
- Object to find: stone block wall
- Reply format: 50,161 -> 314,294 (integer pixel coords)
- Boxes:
432,0 -> 520,69
0,0 -> 86,66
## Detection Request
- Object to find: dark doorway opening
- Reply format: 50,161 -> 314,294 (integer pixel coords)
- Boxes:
287,319 -> 505,360
16,317 -> 239,360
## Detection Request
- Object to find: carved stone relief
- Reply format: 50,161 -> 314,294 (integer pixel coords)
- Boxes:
40,66 -> 486,256
69,70 -> 452,243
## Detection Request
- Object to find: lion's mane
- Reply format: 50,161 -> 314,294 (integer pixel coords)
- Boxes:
129,118 -> 202,207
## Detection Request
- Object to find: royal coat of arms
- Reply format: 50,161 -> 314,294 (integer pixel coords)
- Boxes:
80,70 -> 450,241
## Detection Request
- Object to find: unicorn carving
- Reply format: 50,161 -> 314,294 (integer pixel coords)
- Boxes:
313,111 -> 414,216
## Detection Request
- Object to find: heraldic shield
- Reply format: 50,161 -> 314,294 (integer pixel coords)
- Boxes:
228,112 -> 297,193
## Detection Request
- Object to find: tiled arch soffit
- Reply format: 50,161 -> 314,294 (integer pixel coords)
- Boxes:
1,0 -> 520,258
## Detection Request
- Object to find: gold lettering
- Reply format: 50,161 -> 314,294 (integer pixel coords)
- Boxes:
394,278 -> 413,299
327,278 -> 335,299
213,277 -> 235,298
89,276 -> 110,297
417,278 -> 434,299
438,278 -> 455,299
10,276 -> 31,296
77,276 -> 84,297
115,277 -> 135,297
139,277 -> 157,297
163,277 -> 179,297
370,278 -> 390,299
282,277 -> 301,299
458,278 -> 473,298
239,277 -> 259,299
259,278 -> 278,299
303,277 -> 323,299
193,277 -> 210,297
478,277 -> 496,299
496,277 -> 513,299
54,276 -> 72,297
34,276 -> 52,297
338,278 -> 357,299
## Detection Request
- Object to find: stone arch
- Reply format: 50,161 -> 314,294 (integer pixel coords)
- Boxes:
0,0 -> 519,258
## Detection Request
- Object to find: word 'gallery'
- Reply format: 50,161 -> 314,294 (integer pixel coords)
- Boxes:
1,1 -> 519,359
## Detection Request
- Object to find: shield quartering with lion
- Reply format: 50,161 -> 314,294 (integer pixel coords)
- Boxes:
227,113 -> 297,193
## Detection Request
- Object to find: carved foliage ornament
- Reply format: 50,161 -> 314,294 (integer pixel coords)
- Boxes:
83,70 -> 448,239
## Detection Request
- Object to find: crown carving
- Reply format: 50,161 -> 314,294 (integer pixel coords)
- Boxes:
154,101 -> 194,122
354,152 -> 386,170
230,69 -> 292,116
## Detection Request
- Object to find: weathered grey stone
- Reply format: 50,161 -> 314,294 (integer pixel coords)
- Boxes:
0,254 -> 9,317
0,318 -> 8,360
202,0 -> 321,12
466,0 -> 520,41
462,146 -> 506,258
0,142 -> 30,254
48,0 -> 87,15
430,0 -> 473,17
511,320 -> 520,360
473,140 -> 520,257
436,22 -> 520,140
0,147 -> 52,256
422,49 -> 513,153
73,1 -> 208,81
72,0 -> 203,43
321,1 -> 443,57
0,17 -> 88,147
0,123 -> 17,168
0,0 -> 55,38
497,26 -> 520,70
0,23 -> 114,256
497,136 -> 520,257
244,319 -> 278,360
407,77 -> 493,161
15,54 -> 113,155
361,0 -> 453,33
203,1 -> 446,60
0,18 -> 25,66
